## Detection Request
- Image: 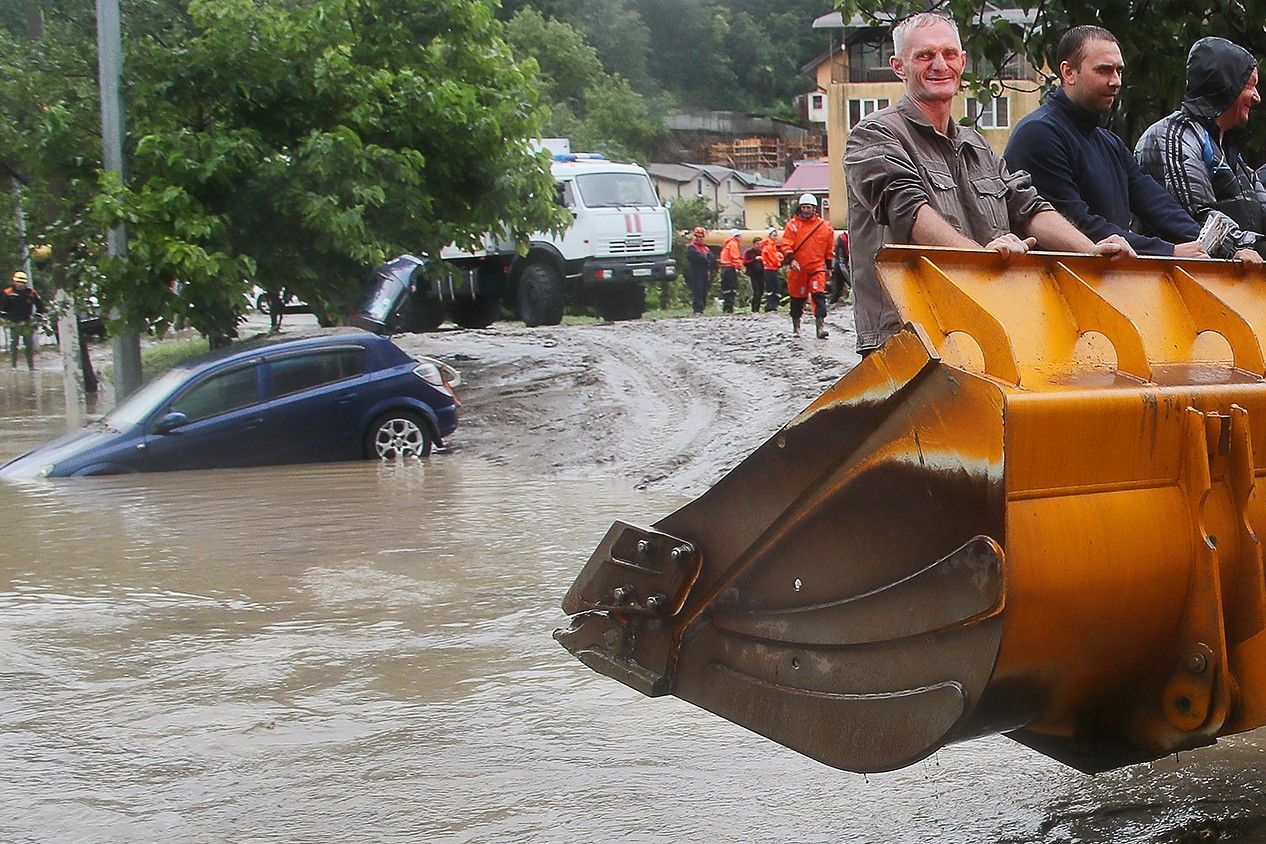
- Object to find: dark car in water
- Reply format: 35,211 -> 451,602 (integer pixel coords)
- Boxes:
1,330 -> 458,478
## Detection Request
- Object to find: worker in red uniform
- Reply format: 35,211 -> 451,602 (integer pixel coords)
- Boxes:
759,228 -> 782,311
779,194 -> 834,338
717,229 -> 743,313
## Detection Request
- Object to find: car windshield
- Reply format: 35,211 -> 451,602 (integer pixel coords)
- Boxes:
575,173 -> 659,208
101,368 -> 189,431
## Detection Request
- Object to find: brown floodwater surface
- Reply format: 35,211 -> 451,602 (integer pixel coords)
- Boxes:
2,369 -> 1266,842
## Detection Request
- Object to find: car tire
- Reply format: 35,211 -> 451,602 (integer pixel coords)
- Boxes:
450,295 -> 502,329
596,284 -> 645,322
518,263 -> 564,327
365,410 -> 433,460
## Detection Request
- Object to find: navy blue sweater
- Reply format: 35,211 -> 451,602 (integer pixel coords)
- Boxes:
1004,88 -> 1199,255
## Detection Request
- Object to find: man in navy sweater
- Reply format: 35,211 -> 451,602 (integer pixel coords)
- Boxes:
1004,26 -> 1208,257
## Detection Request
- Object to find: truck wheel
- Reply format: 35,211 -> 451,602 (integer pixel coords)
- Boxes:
450,296 -> 502,329
596,284 -> 646,322
404,294 -> 446,333
519,263 -> 565,327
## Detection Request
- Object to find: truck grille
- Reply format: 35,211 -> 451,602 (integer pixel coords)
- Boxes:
606,237 -> 658,254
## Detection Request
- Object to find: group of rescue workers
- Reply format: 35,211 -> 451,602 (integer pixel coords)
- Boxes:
683,192 -> 845,340
845,16 -> 1266,355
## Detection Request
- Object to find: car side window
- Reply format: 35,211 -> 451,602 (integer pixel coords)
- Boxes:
169,365 -> 260,423
269,349 -> 366,398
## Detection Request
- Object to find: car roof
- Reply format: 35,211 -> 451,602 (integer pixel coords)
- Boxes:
173,328 -> 384,372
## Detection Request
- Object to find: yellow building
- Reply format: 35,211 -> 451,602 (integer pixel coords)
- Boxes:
808,9 -> 1047,228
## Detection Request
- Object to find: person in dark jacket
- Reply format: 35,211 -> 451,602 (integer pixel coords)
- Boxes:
683,226 -> 715,315
1135,37 -> 1266,262
831,230 -> 850,304
2,270 -> 44,369
742,235 -> 765,313
1004,26 -> 1207,258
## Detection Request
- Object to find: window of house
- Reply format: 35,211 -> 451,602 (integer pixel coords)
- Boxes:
846,35 -> 898,82
966,95 -> 1010,129
848,98 -> 890,129
696,179 -> 704,196
810,94 -> 825,110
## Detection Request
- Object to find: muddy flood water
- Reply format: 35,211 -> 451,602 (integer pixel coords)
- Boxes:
3,367 -> 1266,843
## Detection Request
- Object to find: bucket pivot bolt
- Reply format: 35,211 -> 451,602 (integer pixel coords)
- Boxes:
670,544 -> 695,567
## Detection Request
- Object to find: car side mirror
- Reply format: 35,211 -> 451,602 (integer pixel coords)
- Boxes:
153,411 -> 189,434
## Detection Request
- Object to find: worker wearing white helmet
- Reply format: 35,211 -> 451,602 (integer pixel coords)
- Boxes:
778,193 -> 834,338
759,227 -> 783,311
717,228 -> 744,313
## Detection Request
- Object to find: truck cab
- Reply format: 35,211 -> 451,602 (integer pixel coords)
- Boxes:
436,153 -> 677,327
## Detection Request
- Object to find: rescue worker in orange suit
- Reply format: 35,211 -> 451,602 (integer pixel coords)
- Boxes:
760,228 -> 782,311
718,229 -> 743,313
779,194 -> 834,338
684,226 -> 715,315
742,235 -> 765,312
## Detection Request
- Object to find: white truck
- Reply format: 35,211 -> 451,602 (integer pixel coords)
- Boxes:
433,150 -> 677,327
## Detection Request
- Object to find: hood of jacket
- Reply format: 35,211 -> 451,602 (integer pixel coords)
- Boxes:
1181,36 -> 1257,119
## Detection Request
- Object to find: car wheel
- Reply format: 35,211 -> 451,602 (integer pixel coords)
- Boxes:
255,293 -> 271,314
518,263 -> 565,327
450,295 -> 502,329
366,410 -> 433,460
595,284 -> 645,322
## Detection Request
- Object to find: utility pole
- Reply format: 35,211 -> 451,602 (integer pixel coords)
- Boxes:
10,177 -> 33,282
96,0 -> 142,398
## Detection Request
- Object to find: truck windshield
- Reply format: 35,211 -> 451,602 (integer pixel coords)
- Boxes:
575,173 -> 659,208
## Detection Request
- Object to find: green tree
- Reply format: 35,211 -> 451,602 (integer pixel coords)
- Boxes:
0,4 -> 109,335
3,0 -> 568,345
505,8 -> 663,161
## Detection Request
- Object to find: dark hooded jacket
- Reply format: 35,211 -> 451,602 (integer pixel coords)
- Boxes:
1135,37 -> 1266,253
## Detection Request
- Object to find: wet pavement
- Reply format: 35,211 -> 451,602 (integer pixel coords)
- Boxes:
2,361 -> 1266,843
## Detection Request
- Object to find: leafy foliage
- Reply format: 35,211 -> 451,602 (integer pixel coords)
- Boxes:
504,8 -> 663,162
500,0 -> 833,118
2,0 -> 569,342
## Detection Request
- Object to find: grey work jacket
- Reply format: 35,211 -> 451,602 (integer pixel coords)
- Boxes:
844,96 -> 1052,352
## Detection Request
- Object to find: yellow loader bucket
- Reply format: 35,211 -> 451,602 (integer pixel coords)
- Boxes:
555,245 -> 1266,773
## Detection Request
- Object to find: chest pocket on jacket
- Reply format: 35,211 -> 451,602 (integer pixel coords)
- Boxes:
923,168 -> 963,228
971,176 -> 1009,233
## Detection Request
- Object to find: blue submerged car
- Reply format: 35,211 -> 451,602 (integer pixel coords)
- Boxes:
1,330 -> 459,478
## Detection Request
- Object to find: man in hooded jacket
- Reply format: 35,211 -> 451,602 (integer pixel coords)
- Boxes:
1135,37 -> 1266,261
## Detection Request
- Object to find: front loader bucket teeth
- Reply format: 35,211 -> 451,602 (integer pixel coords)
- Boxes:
557,246 -> 1266,774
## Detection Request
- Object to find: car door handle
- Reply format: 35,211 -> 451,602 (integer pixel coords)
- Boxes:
337,392 -> 357,405
242,417 -> 265,431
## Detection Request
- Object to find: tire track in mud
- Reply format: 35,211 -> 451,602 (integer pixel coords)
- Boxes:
395,307 -> 860,495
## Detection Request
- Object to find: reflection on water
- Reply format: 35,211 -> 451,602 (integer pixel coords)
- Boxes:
2,379 -> 1266,842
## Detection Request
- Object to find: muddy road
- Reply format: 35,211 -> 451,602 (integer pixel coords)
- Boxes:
393,307 -> 861,495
